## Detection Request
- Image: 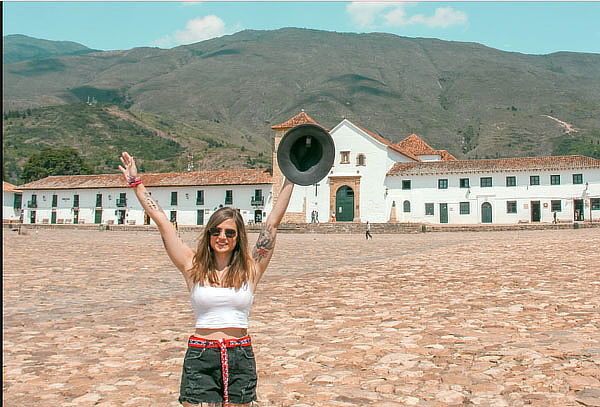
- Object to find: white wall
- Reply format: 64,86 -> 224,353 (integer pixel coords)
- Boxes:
388,168 -> 600,224
3,191 -> 22,222
20,184 -> 272,226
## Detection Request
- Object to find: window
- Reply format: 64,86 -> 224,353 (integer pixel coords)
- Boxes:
356,154 -> 366,166
425,203 -> 434,215
480,177 -> 493,187
551,200 -> 562,212
460,178 -> 470,188
52,194 -> 58,208
96,193 -> 102,207
340,151 -> 350,164
117,192 -> 127,207
506,201 -> 517,214
252,189 -> 264,205
438,179 -> 448,189
551,175 -> 561,185
592,198 -> 600,210
403,200 -> 411,213
459,202 -> 470,215
573,174 -> 583,184
225,190 -> 233,205
171,192 -> 178,205
196,190 -> 204,205
73,194 -> 79,208
13,194 -> 22,209
506,176 -> 516,187
402,180 -> 411,190
530,175 -> 540,186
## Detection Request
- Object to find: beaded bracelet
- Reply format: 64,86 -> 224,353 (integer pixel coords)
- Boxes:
127,176 -> 142,188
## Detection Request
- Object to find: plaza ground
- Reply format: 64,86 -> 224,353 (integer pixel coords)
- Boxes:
3,228 -> 600,406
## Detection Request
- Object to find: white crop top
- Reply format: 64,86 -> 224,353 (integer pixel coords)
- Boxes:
190,283 -> 254,328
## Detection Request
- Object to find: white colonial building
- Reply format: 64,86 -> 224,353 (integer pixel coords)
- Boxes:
3,182 -> 23,223
14,111 -> 600,226
16,169 -> 272,226
274,112 -> 600,224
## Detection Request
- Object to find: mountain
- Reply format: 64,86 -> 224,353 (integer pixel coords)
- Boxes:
3,34 -> 100,64
3,28 -> 600,184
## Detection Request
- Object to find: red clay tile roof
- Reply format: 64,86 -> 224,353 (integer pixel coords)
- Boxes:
437,150 -> 457,161
18,169 -> 273,190
396,134 -> 438,156
3,181 -> 22,193
387,155 -> 600,176
271,111 -> 324,129
353,124 -> 419,162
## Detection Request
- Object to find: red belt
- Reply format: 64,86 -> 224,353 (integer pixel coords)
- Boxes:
187,335 -> 252,405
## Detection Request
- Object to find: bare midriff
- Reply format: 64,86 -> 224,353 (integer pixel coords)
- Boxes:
193,327 -> 249,340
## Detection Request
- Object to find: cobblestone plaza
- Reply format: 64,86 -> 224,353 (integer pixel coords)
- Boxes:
3,228 -> 600,406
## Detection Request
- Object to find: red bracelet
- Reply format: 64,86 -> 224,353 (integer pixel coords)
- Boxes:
127,177 -> 142,188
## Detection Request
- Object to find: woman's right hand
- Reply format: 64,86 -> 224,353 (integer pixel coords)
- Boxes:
118,152 -> 138,183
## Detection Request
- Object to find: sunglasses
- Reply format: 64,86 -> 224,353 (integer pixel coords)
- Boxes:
208,227 -> 237,238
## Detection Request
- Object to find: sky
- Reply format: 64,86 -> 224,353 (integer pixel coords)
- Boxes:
3,1 -> 600,55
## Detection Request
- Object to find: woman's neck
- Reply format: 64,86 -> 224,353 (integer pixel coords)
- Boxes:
214,253 -> 232,271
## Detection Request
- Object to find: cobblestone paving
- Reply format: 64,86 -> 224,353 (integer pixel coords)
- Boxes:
3,228 -> 600,406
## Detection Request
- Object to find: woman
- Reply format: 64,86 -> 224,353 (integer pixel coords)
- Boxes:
119,152 -> 294,406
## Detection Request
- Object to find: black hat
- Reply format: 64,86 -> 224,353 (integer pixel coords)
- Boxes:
276,123 -> 335,186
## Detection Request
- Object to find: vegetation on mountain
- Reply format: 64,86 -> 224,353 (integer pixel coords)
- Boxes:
2,103 -> 271,184
3,28 -> 600,184
3,34 -> 99,64
21,148 -> 92,182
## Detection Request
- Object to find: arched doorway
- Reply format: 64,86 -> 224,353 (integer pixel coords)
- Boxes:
481,202 -> 492,223
335,186 -> 355,222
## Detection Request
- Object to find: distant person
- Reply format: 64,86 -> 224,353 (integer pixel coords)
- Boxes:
365,221 -> 372,240
119,151 -> 296,407
331,213 -> 336,223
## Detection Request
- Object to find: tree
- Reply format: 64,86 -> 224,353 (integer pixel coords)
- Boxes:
22,148 -> 92,182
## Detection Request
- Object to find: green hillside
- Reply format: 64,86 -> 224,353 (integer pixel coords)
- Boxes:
3,34 -> 100,64
2,103 -> 270,184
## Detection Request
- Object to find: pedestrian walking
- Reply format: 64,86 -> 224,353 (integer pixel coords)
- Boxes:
118,151 -> 296,407
365,221 -> 373,240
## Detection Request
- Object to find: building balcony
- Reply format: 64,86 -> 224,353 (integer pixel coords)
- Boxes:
251,196 -> 264,206
27,201 -> 37,208
116,198 -> 127,207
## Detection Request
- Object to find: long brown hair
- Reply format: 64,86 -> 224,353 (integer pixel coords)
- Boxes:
188,207 -> 255,289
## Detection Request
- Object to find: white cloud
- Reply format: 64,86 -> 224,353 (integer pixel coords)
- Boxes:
347,2 -> 467,29
154,15 -> 226,48
346,2 -> 394,28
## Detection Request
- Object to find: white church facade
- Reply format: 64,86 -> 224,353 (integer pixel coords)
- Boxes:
12,111 -> 600,226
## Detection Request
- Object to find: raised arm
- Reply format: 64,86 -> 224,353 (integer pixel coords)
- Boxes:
252,178 -> 294,283
119,152 -> 195,276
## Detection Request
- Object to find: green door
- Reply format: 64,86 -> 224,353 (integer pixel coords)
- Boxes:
574,199 -> 584,221
73,209 -> 79,224
51,211 -> 57,224
481,202 -> 492,223
30,211 -> 36,224
94,209 -> 103,224
531,201 -> 541,222
197,209 -> 204,225
335,186 -> 355,222
439,203 -> 448,224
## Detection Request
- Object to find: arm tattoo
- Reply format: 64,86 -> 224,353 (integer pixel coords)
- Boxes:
142,192 -> 162,212
253,225 -> 274,262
